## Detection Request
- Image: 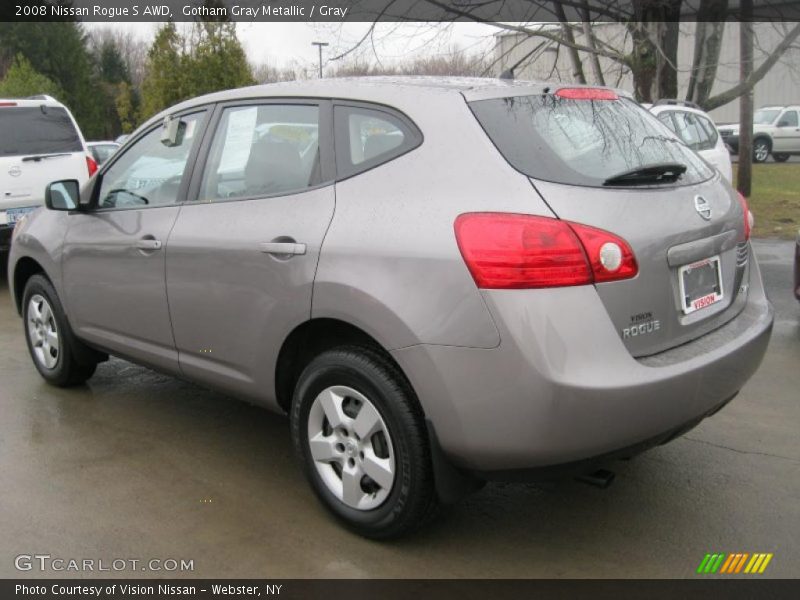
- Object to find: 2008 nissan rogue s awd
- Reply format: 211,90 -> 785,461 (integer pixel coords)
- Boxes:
8,78 -> 773,538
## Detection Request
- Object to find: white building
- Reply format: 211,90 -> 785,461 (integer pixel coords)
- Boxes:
494,22 -> 800,124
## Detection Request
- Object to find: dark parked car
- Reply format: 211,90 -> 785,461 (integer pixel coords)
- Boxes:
795,230 -> 800,301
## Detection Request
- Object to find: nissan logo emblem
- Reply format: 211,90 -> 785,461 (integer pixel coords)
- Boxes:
8,165 -> 21,177
694,195 -> 712,220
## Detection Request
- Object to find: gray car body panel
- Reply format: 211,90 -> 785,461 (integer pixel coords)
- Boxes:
8,77 -> 774,474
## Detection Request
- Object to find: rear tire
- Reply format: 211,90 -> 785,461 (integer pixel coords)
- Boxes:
22,274 -> 97,387
290,345 -> 439,539
773,153 -> 790,163
753,139 -> 771,163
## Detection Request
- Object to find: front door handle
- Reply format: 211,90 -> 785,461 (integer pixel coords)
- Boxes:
259,242 -> 306,256
135,238 -> 162,251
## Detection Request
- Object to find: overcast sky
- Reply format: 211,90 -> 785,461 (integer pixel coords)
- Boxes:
87,22 -> 499,73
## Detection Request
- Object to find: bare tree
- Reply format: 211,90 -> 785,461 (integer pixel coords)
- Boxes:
87,26 -> 148,89
329,0 -> 800,112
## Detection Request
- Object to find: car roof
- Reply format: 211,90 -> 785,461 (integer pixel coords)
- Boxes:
649,103 -> 714,120
143,76 -> 632,127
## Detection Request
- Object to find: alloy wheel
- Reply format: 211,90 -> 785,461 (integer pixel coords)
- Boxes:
307,385 -> 396,510
27,294 -> 60,370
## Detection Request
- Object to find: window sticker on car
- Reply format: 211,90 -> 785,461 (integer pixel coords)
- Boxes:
218,107 -> 258,172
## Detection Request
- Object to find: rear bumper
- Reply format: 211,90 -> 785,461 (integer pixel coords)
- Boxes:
392,257 -> 773,473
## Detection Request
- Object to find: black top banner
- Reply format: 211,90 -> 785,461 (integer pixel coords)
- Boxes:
3,0 -> 800,22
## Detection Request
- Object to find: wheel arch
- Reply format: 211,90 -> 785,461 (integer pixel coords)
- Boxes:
13,256 -> 47,316
274,317 -> 417,415
753,133 -> 773,149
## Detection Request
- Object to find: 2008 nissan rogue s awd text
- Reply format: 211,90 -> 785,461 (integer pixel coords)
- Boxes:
8,78 -> 773,538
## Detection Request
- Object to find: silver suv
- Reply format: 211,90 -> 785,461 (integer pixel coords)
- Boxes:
8,78 -> 773,538
718,105 -> 800,162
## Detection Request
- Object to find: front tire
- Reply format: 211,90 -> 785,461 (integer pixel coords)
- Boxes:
22,274 -> 97,386
753,139 -> 771,163
290,346 -> 438,539
773,153 -> 790,163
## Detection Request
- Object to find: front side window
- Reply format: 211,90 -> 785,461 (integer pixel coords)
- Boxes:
97,112 -> 204,209
334,105 -> 421,179
778,110 -> 798,127
199,104 -> 320,201
0,106 -> 82,157
754,108 -> 781,125
697,115 -> 719,147
470,95 -> 712,188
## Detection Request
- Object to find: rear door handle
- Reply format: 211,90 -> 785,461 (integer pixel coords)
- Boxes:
259,242 -> 306,256
135,238 -> 162,251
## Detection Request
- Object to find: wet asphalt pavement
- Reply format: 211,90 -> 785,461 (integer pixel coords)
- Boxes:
0,239 -> 797,579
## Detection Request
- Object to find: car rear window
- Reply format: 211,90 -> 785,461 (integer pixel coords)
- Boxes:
469,94 -> 713,188
0,106 -> 83,157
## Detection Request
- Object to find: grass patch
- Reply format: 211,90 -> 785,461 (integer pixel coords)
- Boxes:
733,163 -> 800,239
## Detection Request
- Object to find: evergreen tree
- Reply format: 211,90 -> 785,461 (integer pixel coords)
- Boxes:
0,54 -> 64,99
188,21 -> 255,98
139,22 -> 186,121
0,20 -> 103,137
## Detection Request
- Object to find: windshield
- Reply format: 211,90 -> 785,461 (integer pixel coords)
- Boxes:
753,108 -> 780,125
469,95 -> 713,188
0,106 -> 82,157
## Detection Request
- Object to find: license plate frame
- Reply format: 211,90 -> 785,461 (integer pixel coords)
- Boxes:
678,255 -> 724,315
4,206 -> 38,225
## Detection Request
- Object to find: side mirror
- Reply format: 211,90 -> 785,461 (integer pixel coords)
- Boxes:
44,180 -> 80,211
161,116 -> 186,147
777,120 -> 790,127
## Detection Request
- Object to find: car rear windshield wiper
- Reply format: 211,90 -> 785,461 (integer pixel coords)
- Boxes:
603,163 -> 687,186
21,153 -> 71,162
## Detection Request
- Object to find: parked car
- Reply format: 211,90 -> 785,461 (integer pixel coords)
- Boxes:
1,95 -> 97,259
795,230 -> 800,302
718,105 -> 800,163
87,141 -> 120,165
114,134 -> 129,145
648,99 -> 733,182
9,78 -> 773,538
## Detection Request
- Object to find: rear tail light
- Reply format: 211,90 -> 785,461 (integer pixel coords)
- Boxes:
0,102 -> 18,107
86,155 -> 98,177
555,88 -> 618,101
454,213 -> 637,289
737,192 -> 753,241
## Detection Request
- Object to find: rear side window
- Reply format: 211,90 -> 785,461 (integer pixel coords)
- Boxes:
0,106 -> 82,157
199,104 -> 321,201
334,105 -> 421,179
469,95 -> 713,188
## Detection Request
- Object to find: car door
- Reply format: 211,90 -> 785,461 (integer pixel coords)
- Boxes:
165,100 -> 335,406
772,109 -> 800,152
61,109 -> 208,371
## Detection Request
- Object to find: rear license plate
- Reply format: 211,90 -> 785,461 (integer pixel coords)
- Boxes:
679,255 -> 724,314
4,206 -> 37,225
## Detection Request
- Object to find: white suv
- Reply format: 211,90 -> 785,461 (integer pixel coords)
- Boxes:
718,105 -> 800,163
1,96 -> 96,257
648,100 -> 733,181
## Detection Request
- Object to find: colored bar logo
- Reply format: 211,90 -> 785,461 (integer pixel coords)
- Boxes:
696,553 -> 773,574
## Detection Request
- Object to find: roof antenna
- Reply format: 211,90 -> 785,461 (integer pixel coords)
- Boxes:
499,68 -> 514,80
